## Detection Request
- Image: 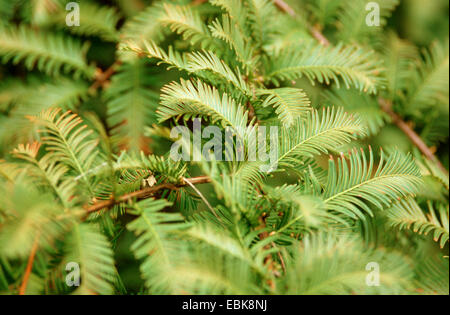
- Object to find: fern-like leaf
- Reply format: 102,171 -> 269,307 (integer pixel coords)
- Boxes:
120,2 -> 165,46
257,88 -> 312,127
187,50 -> 251,97
265,42 -> 384,93
336,0 -> 399,44
386,198 -> 449,248
30,108 -> 101,198
208,14 -> 256,71
382,32 -> 419,100
12,142 -> 76,208
51,2 -> 121,41
280,232 -> 414,294
272,107 -> 365,172
0,180 -> 68,259
406,40 -> 449,115
159,3 -> 212,47
64,224 -> 116,295
106,59 -> 159,152
324,148 -> 422,220
127,198 -> 189,294
159,79 -> 250,132
0,24 -> 94,78
323,88 -> 387,136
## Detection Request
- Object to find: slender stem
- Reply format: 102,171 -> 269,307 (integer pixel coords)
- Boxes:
273,0 -> 330,46
19,232 -> 40,295
379,98 -> 448,174
272,0 -> 296,17
192,0 -> 207,4
84,176 -> 211,213
182,177 -> 223,222
274,2 -> 447,174
89,60 -> 123,92
309,26 -> 331,47
272,242 -> 287,274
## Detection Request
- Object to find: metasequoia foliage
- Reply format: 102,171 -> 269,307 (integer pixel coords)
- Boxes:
0,0 -> 448,295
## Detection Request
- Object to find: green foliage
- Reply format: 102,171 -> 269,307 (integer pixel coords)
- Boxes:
31,108 -> 102,198
324,149 -> 421,220
386,198 -> 449,248
282,232 -> 414,295
159,79 -> 250,129
406,40 -> 449,116
265,42 -> 384,93
106,59 -> 160,152
0,0 -> 448,296
64,223 -> 117,295
257,88 -> 311,127
336,0 -> 399,44
51,2 -> 121,42
127,198 -> 184,293
0,24 -> 94,78
273,107 -> 365,173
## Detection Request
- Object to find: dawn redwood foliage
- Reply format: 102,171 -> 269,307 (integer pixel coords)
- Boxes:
0,0 -> 448,295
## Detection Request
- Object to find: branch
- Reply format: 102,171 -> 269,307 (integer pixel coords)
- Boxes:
192,0 -> 207,5
19,233 -> 40,295
272,242 -> 286,274
309,25 -> 331,47
84,176 -> 211,213
379,98 -> 448,174
274,2 -> 447,174
272,0 -> 296,17
89,60 -> 123,92
272,0 -> 330,46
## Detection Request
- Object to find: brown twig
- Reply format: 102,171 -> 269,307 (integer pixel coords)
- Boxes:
182,176 -> 222,222
272,242 -> 287,274
84,176 -> 211,213
19,232 -> 40,295
89,60 -> 123,92
309,25 -> 331,47
272,0 -> 296,17
273,0 -> 330,46
192,0 -> 207,5
379,98 -> 448,174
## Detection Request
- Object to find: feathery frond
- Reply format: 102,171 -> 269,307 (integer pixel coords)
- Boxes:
323,88 -> 387,136
336,0 -> 399,44
127,198 -> 188,294
106,59 -> 159,152
386,198 -> 449,248
272,107 -> 365,172
381,32 -> 419,100
0,24 -> 94,78
159,3 -> 212,47
159,79 -> 250,132
257,88 -> 312,127
209,14 -> 256,71
187,50 -> 251,97
324,149 -> 422,219
0,180 -> 69,259
0,0 -> 447,297
51,2 -> 121,41
281,232 -> 414,294
64,224 -> 116,295
30,108 -> 101,198
406,40 -> 449,115
120,2 -> 165,45
265,42 -> 384,93
12,142 -> 76,208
